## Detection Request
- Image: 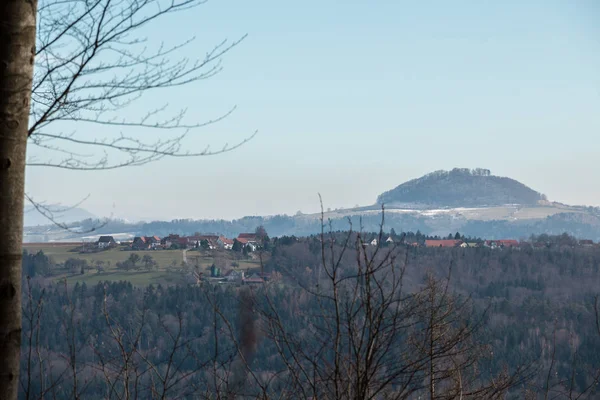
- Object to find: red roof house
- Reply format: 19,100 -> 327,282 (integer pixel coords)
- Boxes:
132,236 -> 149,250
496,240 -> 519,248
238,233 -> 258,241
425,240 -> 462,248
218,236 -> 235,249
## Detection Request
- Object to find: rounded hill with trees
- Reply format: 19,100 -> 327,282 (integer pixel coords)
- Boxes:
377,168 -> 546,208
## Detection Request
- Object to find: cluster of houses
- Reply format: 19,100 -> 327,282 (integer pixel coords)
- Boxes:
95,233 -> 260,251
362,236 -> 598,250
362,237 -> 523,249
422,239 -> 597,249
422,239 -> 519,249
96,233 -> 598,252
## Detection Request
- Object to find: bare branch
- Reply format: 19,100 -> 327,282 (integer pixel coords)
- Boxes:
25,193 -> 110,233
28,0 -> 252,171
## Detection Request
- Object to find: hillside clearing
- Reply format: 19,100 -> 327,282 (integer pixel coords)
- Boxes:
24,244 -> 266,286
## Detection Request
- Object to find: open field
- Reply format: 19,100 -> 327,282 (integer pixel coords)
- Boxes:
23,244 -> 186,266
24,243 -> 265,286
312,203 -> 586,222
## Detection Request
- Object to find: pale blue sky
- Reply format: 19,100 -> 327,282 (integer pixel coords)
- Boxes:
26,0 -> 600,221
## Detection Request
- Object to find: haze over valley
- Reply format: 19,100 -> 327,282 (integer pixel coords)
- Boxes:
25,168 -> 600,242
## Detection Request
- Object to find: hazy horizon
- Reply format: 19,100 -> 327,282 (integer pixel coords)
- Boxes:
25,0 -> 600,221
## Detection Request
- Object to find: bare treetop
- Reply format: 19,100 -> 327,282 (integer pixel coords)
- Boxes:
28,0 -> 253,170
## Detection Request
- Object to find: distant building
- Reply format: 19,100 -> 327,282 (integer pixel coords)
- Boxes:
132,236 -> 149,250
183,235 -> 219,249
238,233 -> 258,243
483,239 -> 519,249
218,236 -> 234,250
496,239 -> 519,248
243,273 -> 264,285
223,269 -> 244,282
237,237 -> 258,251
146,236 -> 161,249
132,236 -> 161,250
161,234 -> 180,248
425,239 -> 462,248
97,236 -> 116,249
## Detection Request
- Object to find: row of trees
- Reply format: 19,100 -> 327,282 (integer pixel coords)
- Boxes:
22,251 -> 163,276
116,253 -> 159,271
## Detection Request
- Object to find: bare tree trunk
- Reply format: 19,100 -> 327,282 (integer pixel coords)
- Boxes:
0,1 -> 37,398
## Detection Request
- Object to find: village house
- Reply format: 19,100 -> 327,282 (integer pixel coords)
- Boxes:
132,236 -> 161,250
146,236 -> 161,249
223,269 -> 244,282
132,236 -> 149,250
460,242 -> 479,248
97,236 -> 116,249
484,239 -> 519,249
243,272 -> 264,285
579,239 -> 595,247
218,236 -> 234,250
238,233 -> 258,242
237,233 -> 261,250
236,237 -> 258,251
161,234 -> 180,248
485,240 -> 501,249
183,235 -> 219,249
184,236 -> 200,248
176,237 -> 190,248
425,239 -> 463,248
199,235 -> 220,249
496,239 -> 519,248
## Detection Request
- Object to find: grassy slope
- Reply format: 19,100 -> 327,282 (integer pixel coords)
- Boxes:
23,244 -> 264,286
22,245 -> 185,265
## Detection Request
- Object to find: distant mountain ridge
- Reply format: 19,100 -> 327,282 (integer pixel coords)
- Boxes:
377,168 -> 546,208
24,204 -> 96,227
24,168 -> 600,242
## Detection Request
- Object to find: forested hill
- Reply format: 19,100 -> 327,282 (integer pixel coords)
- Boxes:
377,168 -> 545,207
20,236 -> 600,398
